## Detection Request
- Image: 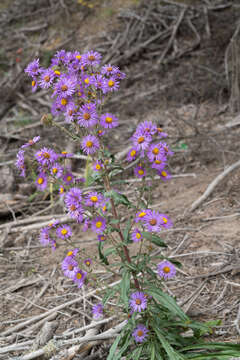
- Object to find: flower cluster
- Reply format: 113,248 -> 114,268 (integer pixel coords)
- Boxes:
127,120 -> 173,181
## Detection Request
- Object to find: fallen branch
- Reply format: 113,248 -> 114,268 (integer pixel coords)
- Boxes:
189,159 -> 240,212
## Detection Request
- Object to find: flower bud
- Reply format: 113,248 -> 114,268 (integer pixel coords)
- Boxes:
41,113 -> 53,127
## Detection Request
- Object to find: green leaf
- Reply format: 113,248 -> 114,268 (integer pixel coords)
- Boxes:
107,334 -> 122,360
123,218 -> 132,243
104,247 -> 117,257
102,286 -> 119,306
147,286 -> 189,321
120,270 -> 130,309
150,343 -> 156,360
155,330 -> 186,360
114,332 -> 132,359
98,242 -> 109,265
142,232 -> 167,248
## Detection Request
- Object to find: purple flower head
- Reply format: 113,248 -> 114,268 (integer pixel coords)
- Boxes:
65,187 -> 82,208
156,127 -> 168,138
81,135 -> 100,155
85,191 -> 104,208
68,206 -> 84,223
103,77 -> 119,93
157,260 -> 176,279
59,151 -> 73,158
73,268 -> 87,288
51,163 -> 63,178
92,303 -> 103,319
52,50 -> 67,65
84,258 -> 92,267
92,74 -> 107,91
64,102 -> 77,123
54,75 -> 77,98
59,185 -> 65,198
82,218 -> 90,232
47,219 -> 60,228
35,172 -> 48,191
143,210 -> 162,233
63,172 -> 74,185
93,160 -> 103,171
114,69 -> 126,80
126,148 -> 138,162
101,64 -> 119,76
132,131 -> 151,151
135,210 -> 150,223
98,234 -> 106,242
160,142 -> 174,156
56,224 -> 72,239
83,50 -> 102,67
151,158 -> 167,171
131,229 -> 143,243
100,113 -> 118,129
97,128 -> 105,137
51,240 -> 57,251
130,292 -> 147,313
147,143 -> 165,162
132,324 -> 148,343
25,58 -> 41,77
39,68 -> 55,89
66,248 -> 79,258
61,256 -> 78,279
159,214 -> 173,229
136,121 -> 157,136
16,150 -> 26,177
31,78 -> 38,92
21,136 -> 40,149
158,169 -> 171,181
134,166 -> 146,178
39,227 -> 51,246
91,217 -> 106,234
77,103 -> 98,128
81,73 -> 94,87
35,147 -> 58,167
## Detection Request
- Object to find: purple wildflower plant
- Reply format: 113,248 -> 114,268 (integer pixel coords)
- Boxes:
63,172 -> 74,185
61,256 -> 78,279
93,160 -> 103,171
100,113 -> 118,129
21,136 -> 40,149
65,187 -> 82,208
84,50 -> 102,67
81,135 -> 100,155
25,58 -> 41,77
66,248 -> 79,258
158,169 -> 171,181
132,131 -> 151,151
159,214 -> 173,229
53,75 -> 77,98
84,258 -> 92,267
103,77 -> 119,93
132,324 -> 148,343
131,229 -> 143,243
39,68 -> 55,89
126,148 -> 138,162
56,225 -> 72,240
134,166 -> 146,178
35,172 -> 48,191
91,217 -> 106,234
73,268 -> 87,288
130,292 -> 147,313
97,234 -> 106,242
136,120 -> 157,136
85,191 -> 104,208
35,147 -> 58,167
51,163 -> 63,178
77,103 -> 98,128
143,210 -> 162,233
92,303 -> 103,319
39,227 -> 51,246
157,260 -> 176,279
135,210 -> 149,223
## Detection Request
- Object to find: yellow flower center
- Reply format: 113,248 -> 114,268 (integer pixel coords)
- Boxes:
60,187 -> 64,194
37,177 -> 43,184
96,164 -> 101,170
43,152 -> 50,159
138,212 -> 146,218
61,85 -> 68,91
70,204 -> 76,211
96,221 -> 102,228
102,205 -> 106,212
61,98 -> 68,106
152,147 -> 159,155
91,196 -> 98,202
84,78 -> 90,84
157,127 -> 163,132
52,168 -> 58,174
88,55 -> 95,61
86,141 -> 93,148
62,151 -> 67,155
44,75 -> 50,82
54,70 -> 61,75
155,160 -> 161,164
61,228 -> 68,235
138,136 -> 144,144
136,233 -> 141,239
162,217 -> 168,223
107,66 -> 112,72
85,261 -> 90,266
135,299 -> 142,305
67,251 -> 73,256
83,113 -> 90,120
68,265 -> 74,271
108,80 -> 115,87
76,55 -> 81,60
161,171 -> 167,177
76,272 -> 82,279
32,80 -> 36,87
105,116 -> 112,123
138,169 -> 144,175
66,176 -> 72,182
137,330 -> 143,336
130,150 -> 136,157
163,266 -> 170,273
